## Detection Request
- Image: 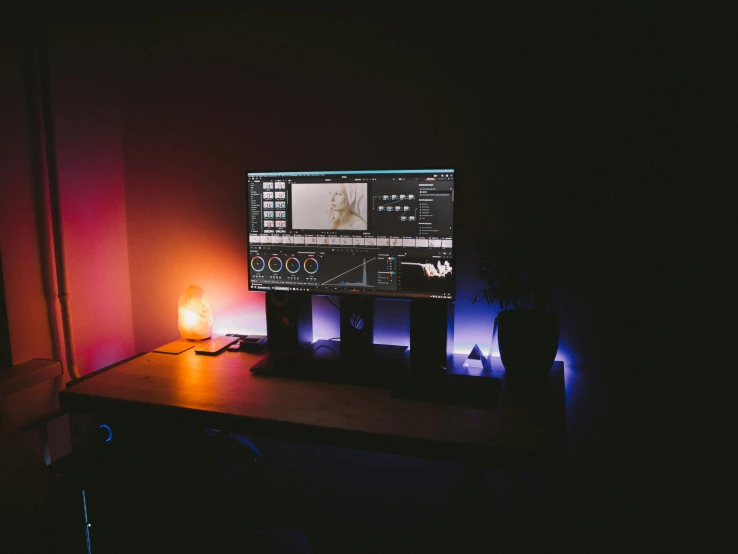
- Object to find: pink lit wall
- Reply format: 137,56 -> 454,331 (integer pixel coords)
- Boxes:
120,65 -> 267,351
45,18 -> 135,375
0,13 -> 133,462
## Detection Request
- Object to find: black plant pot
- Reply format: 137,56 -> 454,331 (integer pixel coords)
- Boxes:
497,309 -> 560,377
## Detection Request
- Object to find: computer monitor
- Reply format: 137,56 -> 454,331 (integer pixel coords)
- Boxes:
246,169 -> 455,300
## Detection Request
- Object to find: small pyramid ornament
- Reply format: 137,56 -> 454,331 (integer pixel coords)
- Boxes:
463,344 -> 485,369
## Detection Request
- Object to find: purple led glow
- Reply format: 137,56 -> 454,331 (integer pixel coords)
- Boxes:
214,295 -> 575,366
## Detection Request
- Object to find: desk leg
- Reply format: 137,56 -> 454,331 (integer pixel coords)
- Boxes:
436,463 -> 494,554
508,467 -> 527,552
468,463 -> 493,553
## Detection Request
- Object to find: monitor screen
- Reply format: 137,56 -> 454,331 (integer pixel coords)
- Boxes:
246,169 -> 455,300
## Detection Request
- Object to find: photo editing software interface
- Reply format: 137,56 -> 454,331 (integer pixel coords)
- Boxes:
246,169 -> 455,300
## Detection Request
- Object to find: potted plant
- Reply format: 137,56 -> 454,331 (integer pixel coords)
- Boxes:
473,234 -> 560,377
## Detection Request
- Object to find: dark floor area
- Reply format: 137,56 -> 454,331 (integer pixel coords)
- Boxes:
56,366 -> 729,553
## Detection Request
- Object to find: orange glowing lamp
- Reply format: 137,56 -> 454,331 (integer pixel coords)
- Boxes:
177,285 -> 214,340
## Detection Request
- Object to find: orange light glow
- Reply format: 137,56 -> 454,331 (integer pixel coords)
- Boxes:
182,308 -> 199,326
178,285 -> 214,340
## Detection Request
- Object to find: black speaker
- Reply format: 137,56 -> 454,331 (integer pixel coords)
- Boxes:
265,292 -> 313,354
410,300 -> 454,373
339,296 -> 375,363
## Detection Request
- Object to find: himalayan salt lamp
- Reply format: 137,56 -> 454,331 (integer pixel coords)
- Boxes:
177,285 -> 213,340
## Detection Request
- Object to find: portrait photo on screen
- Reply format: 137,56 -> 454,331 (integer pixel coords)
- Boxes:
291,182 -> 368,230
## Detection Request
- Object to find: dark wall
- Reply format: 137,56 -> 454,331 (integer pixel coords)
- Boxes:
117,5 -> 733,377
119,8 -> 504,353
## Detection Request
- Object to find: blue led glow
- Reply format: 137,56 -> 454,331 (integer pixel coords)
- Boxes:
215,296 -> 576,367
99,424 -> 112,442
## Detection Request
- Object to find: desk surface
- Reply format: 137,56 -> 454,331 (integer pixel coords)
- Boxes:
60,348 -> 565,467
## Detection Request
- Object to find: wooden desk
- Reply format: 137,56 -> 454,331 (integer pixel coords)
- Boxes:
59,348 -> 565,469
